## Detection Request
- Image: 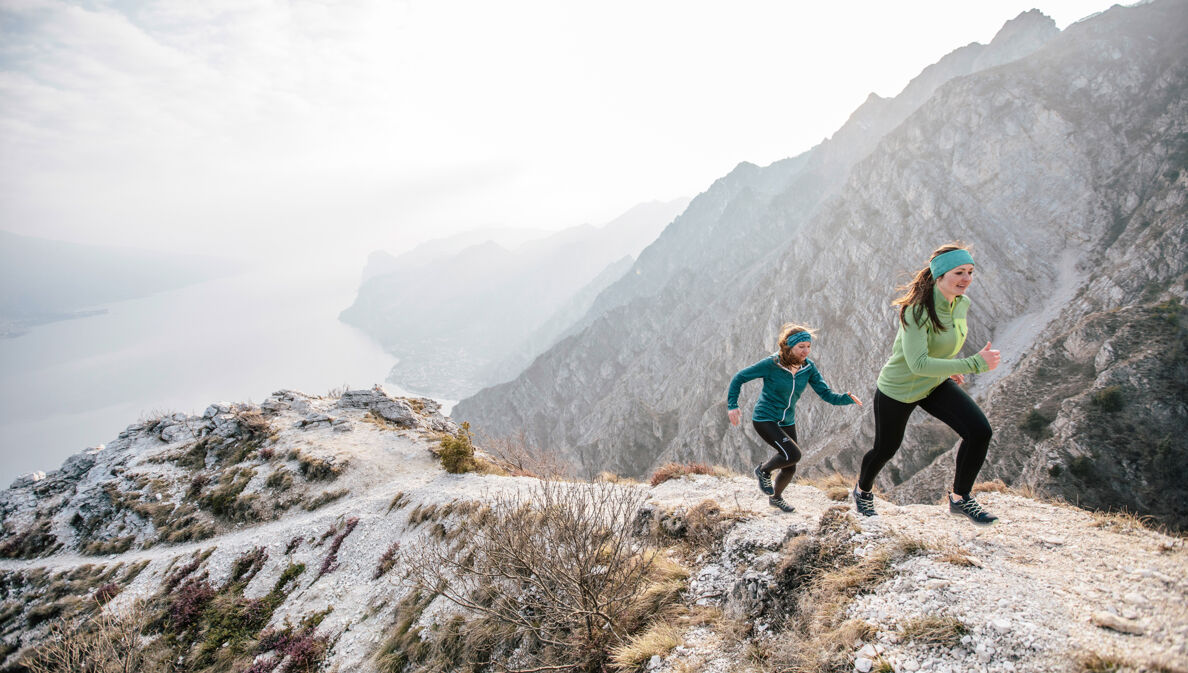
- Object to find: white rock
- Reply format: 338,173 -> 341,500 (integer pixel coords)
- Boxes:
1123,592 -> 1148,605
901,659 -> 920,672
859,644 -> 878,658
1091,611 -> 1144,635
992,618 -> 1012,633
854,657 -> 873,673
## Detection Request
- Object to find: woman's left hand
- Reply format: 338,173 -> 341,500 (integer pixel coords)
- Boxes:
950,374 -> 965,384
848,393 -> 863,406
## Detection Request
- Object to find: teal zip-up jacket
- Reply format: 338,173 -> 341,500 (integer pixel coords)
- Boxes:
876,286 -> 989,403
727,356 -> 854,426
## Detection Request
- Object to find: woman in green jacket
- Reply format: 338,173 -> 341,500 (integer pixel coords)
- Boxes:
852,243 -> 1001,525
728,324 -> 862,513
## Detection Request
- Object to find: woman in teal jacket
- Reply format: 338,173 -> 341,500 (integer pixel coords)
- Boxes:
852,243 -> 1002,525
727,324 -> 862,513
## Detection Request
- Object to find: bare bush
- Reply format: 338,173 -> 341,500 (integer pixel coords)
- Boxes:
478,429 -> 573,479
21,599 -> 159,673
404,479 -> 664,671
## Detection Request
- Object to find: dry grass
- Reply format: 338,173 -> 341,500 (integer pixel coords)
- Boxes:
609,620 -> 682,669
971,479 -> 1010,494
888,531 -> 981,567
1090,509 -> 1167,536
650,463 -> 729,487
597,471 -> 641,485
362,410 -> 403,431
898,615 -> 969,647
1077,652 -> 1127,673
20,599 -> 159,673
797,472 -> 858,501
303,488 -> 349,511
386,492 -> 410,513
775,619 -> 876,673
643,499 -> 748,556
938,551 -> 980,567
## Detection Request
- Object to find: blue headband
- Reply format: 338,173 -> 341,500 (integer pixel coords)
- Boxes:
785,331 -> 811,348
929,249 -> 974,279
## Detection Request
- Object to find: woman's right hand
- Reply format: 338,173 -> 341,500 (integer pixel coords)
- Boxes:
978,341 -> 1000,370
728,408 -> 741,426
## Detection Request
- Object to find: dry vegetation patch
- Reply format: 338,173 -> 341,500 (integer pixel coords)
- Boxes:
650,462 -> 730,487
798,472 -> 859,501
897,615 -> 969,647
390,479 -> 685,673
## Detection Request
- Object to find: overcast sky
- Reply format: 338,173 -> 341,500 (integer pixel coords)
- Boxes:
0,0 -> 1121,267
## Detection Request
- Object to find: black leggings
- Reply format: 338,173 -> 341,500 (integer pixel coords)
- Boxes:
753,421 -> 801,497
858,380 -> 992,497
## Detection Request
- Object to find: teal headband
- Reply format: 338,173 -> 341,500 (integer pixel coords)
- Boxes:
785,331 -> 811,348
929,249 -> 974,279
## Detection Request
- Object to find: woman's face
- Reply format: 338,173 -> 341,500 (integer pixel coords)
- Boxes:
936,263 -> 974,299
790,340 -> 811,362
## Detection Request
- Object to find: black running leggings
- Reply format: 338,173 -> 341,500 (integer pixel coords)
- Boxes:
753,421 -> 801,497
858,379 -> 992,497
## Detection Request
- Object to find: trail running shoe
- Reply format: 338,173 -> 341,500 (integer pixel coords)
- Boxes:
949,495 -> 998,526
853,486 -> 877,517
754,466 -> 775,496
769,495 -> 795,513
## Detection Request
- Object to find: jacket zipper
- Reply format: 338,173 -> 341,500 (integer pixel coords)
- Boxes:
779,364 -> 807,424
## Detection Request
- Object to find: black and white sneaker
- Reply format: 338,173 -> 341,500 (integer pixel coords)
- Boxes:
853,486 -> 877,517
754,466 -> 775,496
949,495 -> 998,526
769,495 -> 795,513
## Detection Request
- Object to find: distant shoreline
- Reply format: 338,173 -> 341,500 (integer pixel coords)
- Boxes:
0,308 -> 109,339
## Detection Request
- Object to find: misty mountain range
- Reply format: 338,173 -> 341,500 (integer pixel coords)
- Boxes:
339,198 -> 689,399
452,2 -> 1188,529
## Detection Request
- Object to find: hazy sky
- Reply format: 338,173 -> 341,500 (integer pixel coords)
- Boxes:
1,0 -> 1121,266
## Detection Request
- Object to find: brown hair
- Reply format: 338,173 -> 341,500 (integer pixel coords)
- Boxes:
776,323 -> 815,367
892,242 -> 970,332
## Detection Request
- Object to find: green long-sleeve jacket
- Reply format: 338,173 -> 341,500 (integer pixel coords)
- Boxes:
876,286 -> 989,403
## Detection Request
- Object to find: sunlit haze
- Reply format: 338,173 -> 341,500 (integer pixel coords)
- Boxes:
1,0 -> 1120,267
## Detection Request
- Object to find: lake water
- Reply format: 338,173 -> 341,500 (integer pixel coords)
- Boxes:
0,265 -> 401,486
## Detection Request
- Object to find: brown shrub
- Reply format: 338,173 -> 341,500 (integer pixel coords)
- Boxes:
650,462 -> 721,487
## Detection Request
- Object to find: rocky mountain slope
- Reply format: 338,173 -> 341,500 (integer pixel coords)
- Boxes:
0,393 -> 1184,673
454,1 -> 1188,530
339,198 -> 688,400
